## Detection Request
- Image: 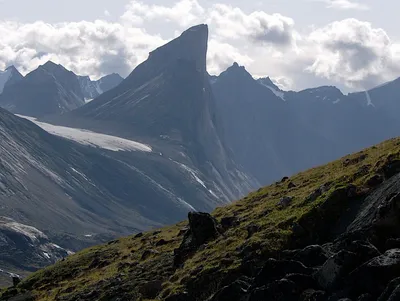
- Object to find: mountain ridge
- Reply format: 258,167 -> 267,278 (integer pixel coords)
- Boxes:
0,62 -> 123,117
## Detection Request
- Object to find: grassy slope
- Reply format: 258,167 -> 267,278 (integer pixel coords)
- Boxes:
2,137 -> 400,300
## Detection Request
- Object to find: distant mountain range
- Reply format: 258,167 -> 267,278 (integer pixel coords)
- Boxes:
209,62 -> 400,185
0,63 -> 123,117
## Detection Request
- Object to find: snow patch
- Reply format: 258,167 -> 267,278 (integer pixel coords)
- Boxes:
333,98 -> 341,104
365,91 -> 375,107
175,161 -> 207,189
259,81 -> 285,101
0,217 -> 47,242
17,115 -> 152,152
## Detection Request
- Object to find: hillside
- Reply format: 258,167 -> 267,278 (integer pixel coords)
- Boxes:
4,136 -> 400,300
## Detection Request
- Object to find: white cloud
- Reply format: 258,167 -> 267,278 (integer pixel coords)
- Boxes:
313,0 -> 369,10
207,4 -> 296,47
0,20 -> 166,78
207,40 -> 253,75
121,0 -> 204,27
104,10 -> 111,17
306,18 -> 400,89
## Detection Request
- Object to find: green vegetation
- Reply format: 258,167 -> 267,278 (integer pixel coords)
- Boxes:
3,137 -> 400,300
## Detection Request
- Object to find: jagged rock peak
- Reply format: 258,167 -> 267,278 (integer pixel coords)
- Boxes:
149,24 -> 209,72
39,61 -> 68,73
220,62 -> 253,80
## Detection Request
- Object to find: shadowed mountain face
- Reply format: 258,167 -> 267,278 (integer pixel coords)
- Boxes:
212,63 -> 338,185
210,63 -> 400,186
0,66 -> 23,94
0,62 -> 85,117
0,63 -> 123,117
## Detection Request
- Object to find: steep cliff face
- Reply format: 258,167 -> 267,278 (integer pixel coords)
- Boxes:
67,24 -> 257,201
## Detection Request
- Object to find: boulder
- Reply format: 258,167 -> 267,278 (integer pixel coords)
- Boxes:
156,239 -> 168,246
344,240 -> 380,264
139,280 -> 163,299
255,258 -> 313,287
281,177 -> 289,182
315,250 -> 358,290
141,249 -> 159,260
378,277 -> 400,301
250,279 -> 299,301
288,182 -> 297,189
348,249 -> 400,297
304,183 -> 332,204
134,232 -> 143,238
277,196 -> 294,208
246,224 -> 260,239
379,158 -> 400,179
366,174 -> 383,188
282,245 -> 331,267
285,273 -> 319,291
221,216 -> 240,229
210,279 -> 250,301
12,276 -> 21,287
174,212 -> 220,267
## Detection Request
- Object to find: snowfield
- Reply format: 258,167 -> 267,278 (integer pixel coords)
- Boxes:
17,115 -> 152,152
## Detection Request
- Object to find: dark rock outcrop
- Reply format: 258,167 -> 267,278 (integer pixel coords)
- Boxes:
174,212 -> 220,267
254,258 -> 313,287
348,249 -> 400,297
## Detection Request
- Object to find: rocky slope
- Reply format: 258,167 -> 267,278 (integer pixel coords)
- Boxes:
4,136 -> 400,300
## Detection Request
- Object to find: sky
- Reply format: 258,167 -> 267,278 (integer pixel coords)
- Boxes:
0,0 -> 399,92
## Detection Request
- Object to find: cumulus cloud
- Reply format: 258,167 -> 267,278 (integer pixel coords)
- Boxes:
207,40 -> 253,75
207,4 -> 296,47
0,20 -> 166,78
306,19 -> 399,89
